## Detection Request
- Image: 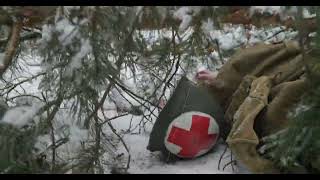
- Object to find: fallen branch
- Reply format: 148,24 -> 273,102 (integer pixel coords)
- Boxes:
218,145 -> 228,170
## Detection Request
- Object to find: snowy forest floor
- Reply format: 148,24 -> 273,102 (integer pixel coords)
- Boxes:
0,51 -> 252,174
105,112 -> 250,174
0,23 -> 289,173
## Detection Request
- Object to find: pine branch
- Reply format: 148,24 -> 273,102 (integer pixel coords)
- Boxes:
48,109 -> 56,173
0,72 -> 46,96
84,6 -> 144,128
100,108 -> 131,171
94,102 -> 103,174
99,113 -> 130,126
148,27 -> 181,117
108,76 -> 161,109
84,82 -> 114,129
6,94 -> 44,103
0,31 -> 42,47
112,84 -> 158,118
214,39 -> 224,65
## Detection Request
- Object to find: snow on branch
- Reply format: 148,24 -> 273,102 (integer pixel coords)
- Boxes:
0,103 -> 43,128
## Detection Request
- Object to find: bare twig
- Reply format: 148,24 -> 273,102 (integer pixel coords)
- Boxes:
125,115 -> 134,133
85,6 -> 144,129
214,39 -> 224,65
44,137 -> 69,152
100,107 -> 131,170
44,95 -> 64,173
230,151 -> 235,172
152,28 -> 177,108
134,61 -> 174,88
6,94 -> 44,103
263,28 -> 286,42
0,72 -> 45,95
83,79 -> 114,128
109,76 -> 161,109
223,160 -> 236,171
112,85 -> 157,121
94,102 -> 104,174
99,113 -> 130,126
49,110 -> 56,173
150,27 -> 181,116
218,145 -> 228,170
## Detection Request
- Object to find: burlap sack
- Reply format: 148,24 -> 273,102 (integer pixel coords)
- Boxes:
222,75 -> 256,140
209,41 -> 302,110
210,41 -> 310,173
257,79 -> 307,137
226,76 -> 278,173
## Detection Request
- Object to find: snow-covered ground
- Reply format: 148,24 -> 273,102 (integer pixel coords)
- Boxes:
0,21 -> 301,174
104,112 -> 250,174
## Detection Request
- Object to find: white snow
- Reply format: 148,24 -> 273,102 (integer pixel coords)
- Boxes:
249,6 -> 282,17
136,6 -> 144,16
0,11 -> 301,173
201,19 -> 214,36
1,55 -> 43,107
109,88 -> 138,112
207,25 -> 248,51
64,6 -> 81,11
250,6 -> 316,20
56,19 -> 79,46
303,8 -> 316,19
65,38 -> 92,76
173,7 -> 201,32
41,24 -> 53,43
34,134 -> 51,153
309,32 -> 317,37
0,103 -> 43,128
104,113 -> 250,174
34,109 -> 89,164
249,6 -> 299,22
1,20 -> 298,171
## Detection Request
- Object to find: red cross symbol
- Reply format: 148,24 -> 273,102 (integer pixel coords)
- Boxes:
167,115 -> 218,158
